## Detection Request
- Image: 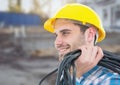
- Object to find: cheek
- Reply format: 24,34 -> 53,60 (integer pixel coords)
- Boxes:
70,35 -> 85,49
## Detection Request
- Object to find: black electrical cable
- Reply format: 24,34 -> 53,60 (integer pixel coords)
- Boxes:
39,68 -> 58,85
39,50 -> 120,85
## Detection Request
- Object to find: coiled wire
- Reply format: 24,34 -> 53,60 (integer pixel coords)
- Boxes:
39,50 -> 120,85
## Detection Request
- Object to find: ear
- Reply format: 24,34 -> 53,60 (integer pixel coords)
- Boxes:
84,26 -> 96,44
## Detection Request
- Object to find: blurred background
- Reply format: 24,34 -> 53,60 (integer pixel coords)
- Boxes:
0,0 -> 120,85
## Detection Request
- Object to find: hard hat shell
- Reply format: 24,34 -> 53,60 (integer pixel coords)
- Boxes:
44,3 -> 106,42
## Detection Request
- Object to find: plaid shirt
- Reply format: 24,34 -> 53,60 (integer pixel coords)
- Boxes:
76,66 -> 120,85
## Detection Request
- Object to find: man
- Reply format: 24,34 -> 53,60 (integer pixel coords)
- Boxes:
44,3 -> 120,85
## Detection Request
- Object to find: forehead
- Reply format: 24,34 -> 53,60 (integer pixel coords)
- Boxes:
53,19 -> 80,32
54,19 -> 73,26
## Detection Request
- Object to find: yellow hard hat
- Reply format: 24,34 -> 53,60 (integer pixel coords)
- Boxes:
44,3 -> 106,42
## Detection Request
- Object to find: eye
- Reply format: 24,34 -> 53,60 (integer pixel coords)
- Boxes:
62,31 -> 70,36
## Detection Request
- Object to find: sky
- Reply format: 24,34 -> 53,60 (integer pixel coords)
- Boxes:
0,0 -> 9,11
0,0 -> 63,17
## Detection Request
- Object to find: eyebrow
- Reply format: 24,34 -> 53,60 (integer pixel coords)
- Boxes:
60,29 -> 71,33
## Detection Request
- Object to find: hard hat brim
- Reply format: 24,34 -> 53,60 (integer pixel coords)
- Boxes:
44,18 -> 55,33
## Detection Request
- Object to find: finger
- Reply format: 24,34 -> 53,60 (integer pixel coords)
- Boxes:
76,46 -> 87,63
94,47 -> 104,64
77,45 -> 93,64
80,45 -> 95,61
90,46 -> 98,61
78,45 -> 87,58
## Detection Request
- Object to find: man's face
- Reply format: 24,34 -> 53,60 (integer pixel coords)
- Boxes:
54,19 -> 86,61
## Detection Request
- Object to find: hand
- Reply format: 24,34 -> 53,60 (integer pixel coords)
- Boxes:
75,45 -> 104,78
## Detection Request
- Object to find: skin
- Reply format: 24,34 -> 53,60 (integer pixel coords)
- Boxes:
54,19 -> 104,78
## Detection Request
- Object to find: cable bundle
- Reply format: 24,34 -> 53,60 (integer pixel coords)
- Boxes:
99,50 -> 120,74
55,50 -> 81,85
55,49 -> 120,85
39,50 -> 120,85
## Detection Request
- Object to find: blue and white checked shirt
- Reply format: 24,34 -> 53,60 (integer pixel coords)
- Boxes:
76,65 -> 120,85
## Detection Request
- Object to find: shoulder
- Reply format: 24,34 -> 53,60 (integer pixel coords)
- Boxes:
78,66 -> 120,85
93,66 -> 120,85
99,72 -> 120,85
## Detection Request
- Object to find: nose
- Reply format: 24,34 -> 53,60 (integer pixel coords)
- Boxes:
54,35 -> 63,46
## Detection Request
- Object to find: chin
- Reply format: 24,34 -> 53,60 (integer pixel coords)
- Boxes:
59,49 -> 71,61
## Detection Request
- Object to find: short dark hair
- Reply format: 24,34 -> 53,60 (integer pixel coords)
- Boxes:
73,23 -> 89,33
71,20 -> 97,44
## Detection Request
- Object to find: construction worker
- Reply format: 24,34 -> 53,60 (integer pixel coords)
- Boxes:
44,3 -> 120,85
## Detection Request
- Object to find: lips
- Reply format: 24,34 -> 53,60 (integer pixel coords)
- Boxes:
57,46 -> 70,54
59,48 -> 67,53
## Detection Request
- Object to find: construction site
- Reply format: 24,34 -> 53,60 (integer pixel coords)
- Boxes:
0,0 -> 120,85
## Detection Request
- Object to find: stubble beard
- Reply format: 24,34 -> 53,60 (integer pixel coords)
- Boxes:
58,45 -> 71,61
